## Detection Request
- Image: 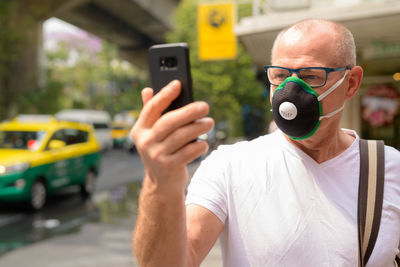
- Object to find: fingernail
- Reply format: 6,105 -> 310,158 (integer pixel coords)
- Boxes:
197,102 -> 209,112
203,117 -> 214,125
170,80 -> 179,86
198,117 -> 214,126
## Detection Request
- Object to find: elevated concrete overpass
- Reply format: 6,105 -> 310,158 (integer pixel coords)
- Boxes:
52,0 -> 180,69
1,0 -> 179,118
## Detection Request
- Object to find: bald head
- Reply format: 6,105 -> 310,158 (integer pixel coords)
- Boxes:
271,19 -> 356,66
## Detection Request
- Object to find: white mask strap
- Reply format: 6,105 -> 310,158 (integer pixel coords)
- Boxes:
270,86 -> 275,97
317,70 -> 349,101
319,104 -> 345,120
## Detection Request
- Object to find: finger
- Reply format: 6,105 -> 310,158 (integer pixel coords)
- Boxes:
131,88 -> 153,138
137,80 -> 181,128
141,88 -> 154,106
152,101 -> 210,142
172,140 -> 209,166
162,117 -> 214,155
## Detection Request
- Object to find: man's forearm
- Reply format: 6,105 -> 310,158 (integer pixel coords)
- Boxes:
133,177 -> 188,267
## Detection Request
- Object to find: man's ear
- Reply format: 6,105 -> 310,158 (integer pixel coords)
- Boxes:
346,66 -> 363,100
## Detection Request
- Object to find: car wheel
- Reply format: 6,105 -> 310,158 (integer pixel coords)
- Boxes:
128,146 -> 136,153
29,180 -> 46,211
80,170 -> 96,197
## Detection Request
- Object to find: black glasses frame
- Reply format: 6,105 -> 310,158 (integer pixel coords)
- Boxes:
264,65 -> 353,88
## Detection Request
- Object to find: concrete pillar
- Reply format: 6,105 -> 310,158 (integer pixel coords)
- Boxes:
0,2 -> 42,119
9,23 -> 43,114
0,0 -> 85,119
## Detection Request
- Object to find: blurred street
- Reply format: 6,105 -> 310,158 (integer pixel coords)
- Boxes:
0,149 -> 222,267
1,0 -> 399,266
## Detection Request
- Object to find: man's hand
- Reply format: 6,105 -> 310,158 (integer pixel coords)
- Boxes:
131,80 -> 214,194
132,80 -> 218,267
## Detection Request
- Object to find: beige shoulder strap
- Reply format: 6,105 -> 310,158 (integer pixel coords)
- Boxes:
357,139 -> 385,267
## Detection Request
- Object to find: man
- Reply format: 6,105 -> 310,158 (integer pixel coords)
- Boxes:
132,19 -> 400,266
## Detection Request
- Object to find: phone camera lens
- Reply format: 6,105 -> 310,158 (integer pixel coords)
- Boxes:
160,57 -> 177,69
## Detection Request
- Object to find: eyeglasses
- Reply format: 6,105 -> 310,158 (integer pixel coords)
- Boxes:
264,65 -> 352,88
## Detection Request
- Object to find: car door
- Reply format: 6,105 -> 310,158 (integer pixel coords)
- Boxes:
63,128 -> 87,184
46,129 -> 71,190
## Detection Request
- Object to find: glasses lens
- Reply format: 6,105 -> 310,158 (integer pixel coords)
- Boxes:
298,68 -> 326,87
267,67 -> 290,85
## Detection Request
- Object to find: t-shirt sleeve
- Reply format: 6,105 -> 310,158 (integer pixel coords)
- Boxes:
185,148 -> 228,224
385,146 -> 400,260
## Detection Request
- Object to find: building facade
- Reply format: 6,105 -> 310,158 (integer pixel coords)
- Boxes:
235,0 -> 400,148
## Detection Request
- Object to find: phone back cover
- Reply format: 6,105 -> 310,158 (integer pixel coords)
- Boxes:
149,43 -> 193,113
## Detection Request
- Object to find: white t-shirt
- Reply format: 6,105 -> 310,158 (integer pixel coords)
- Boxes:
186,130 -> 400,267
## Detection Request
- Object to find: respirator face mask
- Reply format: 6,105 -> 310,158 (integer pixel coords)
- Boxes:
270,70 -> 349,140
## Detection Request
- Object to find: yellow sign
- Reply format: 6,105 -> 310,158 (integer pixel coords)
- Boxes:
197,2 -> 237,61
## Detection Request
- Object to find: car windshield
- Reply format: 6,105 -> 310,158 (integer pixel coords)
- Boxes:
0,130 -> 46,150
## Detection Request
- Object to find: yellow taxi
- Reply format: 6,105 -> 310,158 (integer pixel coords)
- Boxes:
112,110 -> 138,151
0,115 -> 101,210
111,121 -> 131,148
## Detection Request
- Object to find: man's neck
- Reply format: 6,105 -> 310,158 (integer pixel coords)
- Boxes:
285,129 -> 355,164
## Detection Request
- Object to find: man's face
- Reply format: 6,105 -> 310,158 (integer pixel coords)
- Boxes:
270,28 -> 350,143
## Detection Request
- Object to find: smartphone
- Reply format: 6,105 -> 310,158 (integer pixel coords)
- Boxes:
149,42 -> 193,114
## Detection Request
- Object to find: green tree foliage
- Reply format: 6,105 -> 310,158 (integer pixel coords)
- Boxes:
16,72 -> 64,115
6,18 -> 145,118
34,34 -> 145,117
166,0 -> 269,137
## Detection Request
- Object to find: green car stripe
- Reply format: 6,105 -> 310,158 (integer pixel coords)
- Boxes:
0,152 -> 100,202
